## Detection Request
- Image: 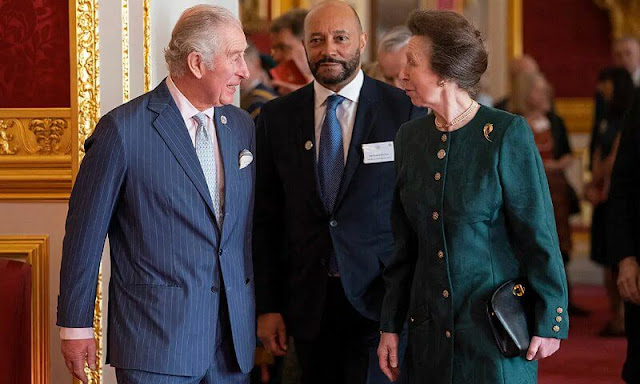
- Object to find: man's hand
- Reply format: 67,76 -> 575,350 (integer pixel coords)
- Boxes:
618,256 -> 640,304
257,313 -> 288,356
526,336 -> 560,361
377,332 -> 401,382
61,338 -> 97,383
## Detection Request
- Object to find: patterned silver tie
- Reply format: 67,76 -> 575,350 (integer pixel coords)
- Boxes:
193,113 -> 222,226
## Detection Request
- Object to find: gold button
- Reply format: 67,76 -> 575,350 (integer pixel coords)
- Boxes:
445,330 -> 451,338
442,289 -> 449,298
437,250 -> 444,259
556,316 -> 562,323
432,212 -> 439,220
437,149 -> 446,159
557,307 -> 563,314
553,325 -> 560,332
434,172 -> 441,181
441,134 -> 447,142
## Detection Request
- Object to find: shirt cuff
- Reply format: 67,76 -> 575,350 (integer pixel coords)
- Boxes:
59,327 -> 94,340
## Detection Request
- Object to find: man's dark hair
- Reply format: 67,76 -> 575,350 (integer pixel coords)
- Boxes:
270,9 -> 308,39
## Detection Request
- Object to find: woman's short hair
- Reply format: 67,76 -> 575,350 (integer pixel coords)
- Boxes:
509,71 -> 548,115
164,5 -> 241,78
378,25 -> 411,53
406,9 -> 488,95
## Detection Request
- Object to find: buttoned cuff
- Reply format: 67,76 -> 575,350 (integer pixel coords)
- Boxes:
534,304 -> 569,339
59,327 -> 94,340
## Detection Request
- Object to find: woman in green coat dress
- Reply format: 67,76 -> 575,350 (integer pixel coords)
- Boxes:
376,10 -> 569,384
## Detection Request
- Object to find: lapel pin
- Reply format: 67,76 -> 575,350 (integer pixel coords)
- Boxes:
220,115 -> 227,125
305,140 -> 313,150
483,123 -> 494,142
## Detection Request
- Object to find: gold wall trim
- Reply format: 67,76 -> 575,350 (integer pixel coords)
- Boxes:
0,235 -> 50,384
122,0 -> 130,102
73,0 -> 103,383
143,0 -> 151,92
0,108 -> 73,200
556,97 -> 594,134
507,0 -> 523,59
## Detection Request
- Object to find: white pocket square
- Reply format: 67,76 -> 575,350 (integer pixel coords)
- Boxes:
239,149 -> 253,169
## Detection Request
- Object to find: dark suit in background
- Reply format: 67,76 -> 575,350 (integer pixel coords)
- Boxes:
254,74 -> 424,383
609,88 -> 640,383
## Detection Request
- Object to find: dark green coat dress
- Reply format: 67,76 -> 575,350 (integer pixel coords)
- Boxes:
381,106 -> 569,384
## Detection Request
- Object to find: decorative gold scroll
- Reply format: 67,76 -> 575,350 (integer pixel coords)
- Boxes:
143,0 -> 151,92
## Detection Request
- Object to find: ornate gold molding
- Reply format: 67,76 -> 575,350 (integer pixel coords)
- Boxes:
0,235 -> 50,384
555,97 -> 594,134
0,109 -> 73,200
74,0 -> 101,165
595,0 -> 640,39
122,0 -> 130,102
72,0 -> 102,383
143,0 -> 151,92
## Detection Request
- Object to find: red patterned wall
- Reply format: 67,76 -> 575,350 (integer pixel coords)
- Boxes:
523,0 -> 612,98
0,0 -> 70,108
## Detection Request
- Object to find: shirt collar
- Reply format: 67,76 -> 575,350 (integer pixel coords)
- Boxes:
166,76 -> 215,123
314,69 -> 364,109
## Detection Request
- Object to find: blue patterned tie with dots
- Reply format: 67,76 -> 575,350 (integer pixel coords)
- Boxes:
318,94 -> 346,213
193,113 -> 222,226
318,94 -> 346,275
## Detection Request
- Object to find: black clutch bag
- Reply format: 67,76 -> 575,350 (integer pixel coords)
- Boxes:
486,279 -> 538,358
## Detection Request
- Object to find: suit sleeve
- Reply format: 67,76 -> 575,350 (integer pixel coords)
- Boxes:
608,90 -> 640,263
380,125 -> 419,333
498,116 -> 569,339
253,106 -> 287,314
57,113 -> 127,327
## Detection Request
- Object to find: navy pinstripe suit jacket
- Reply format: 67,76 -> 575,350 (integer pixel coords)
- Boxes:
57,80 -> 256,375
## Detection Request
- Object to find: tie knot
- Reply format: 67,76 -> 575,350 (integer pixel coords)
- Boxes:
326,94 -> 346,111
193,113 -> 207,129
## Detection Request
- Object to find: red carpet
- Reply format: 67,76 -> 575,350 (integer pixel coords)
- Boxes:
539,284 -> 627,383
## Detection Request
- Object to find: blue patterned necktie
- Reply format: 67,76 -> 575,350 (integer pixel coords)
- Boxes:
193,113 -> 222,226
318,94 -> 346,213
318,94 -> 346,276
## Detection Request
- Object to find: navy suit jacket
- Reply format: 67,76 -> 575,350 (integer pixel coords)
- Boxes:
253,75 -> 425,339
57,80 -> 256,375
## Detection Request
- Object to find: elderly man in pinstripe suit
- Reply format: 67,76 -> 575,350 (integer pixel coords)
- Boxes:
57,5 -> 256,383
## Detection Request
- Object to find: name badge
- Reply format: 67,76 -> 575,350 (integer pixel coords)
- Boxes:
362,141 -> 394,164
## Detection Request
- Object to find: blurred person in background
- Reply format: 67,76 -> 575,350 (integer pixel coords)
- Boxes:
587,67 -> 635,337
241,42 -> 278,122
269,9 -> 313,94
376,26 -> 411,88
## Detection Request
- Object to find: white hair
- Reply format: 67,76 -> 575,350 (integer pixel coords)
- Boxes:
164,5 -> 242,78
378,25 -> 411,53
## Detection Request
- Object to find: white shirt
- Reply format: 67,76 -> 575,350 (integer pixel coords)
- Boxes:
314,69 -> 364,162
633,68 -> 640,87
60,76 -> 225,340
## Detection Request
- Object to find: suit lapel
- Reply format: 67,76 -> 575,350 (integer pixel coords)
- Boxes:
334,76 -> 380,210
214,105 -> 239,242
296,84 -> 327,215
149,80 -> 218,225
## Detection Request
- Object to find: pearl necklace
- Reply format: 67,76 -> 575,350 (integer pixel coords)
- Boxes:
434,100 -> 478,130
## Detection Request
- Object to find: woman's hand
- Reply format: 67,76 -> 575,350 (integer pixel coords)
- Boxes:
377,332 -> 401,382
526,336 -> 561,360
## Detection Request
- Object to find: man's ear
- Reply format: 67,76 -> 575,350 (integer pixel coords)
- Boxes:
186,51 -> 204,79
360,32 -> 368,54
